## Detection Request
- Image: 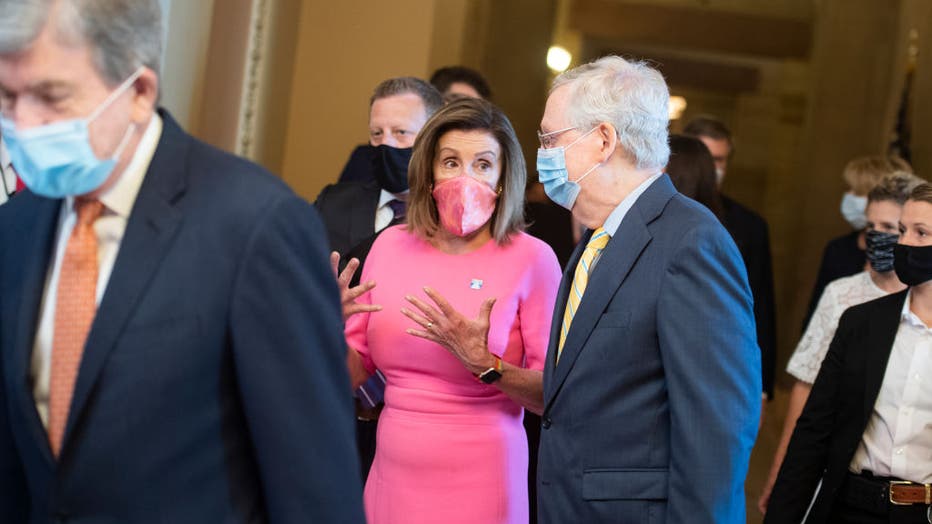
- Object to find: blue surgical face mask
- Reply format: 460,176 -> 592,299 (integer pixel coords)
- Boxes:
840,192 -> 868,230
0,67 -> 143,198
536,127 -> 601,210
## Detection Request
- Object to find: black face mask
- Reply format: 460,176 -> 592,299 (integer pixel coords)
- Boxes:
865,230 -> 899,273
372,144 -> 413,193
893,243 -> 932,286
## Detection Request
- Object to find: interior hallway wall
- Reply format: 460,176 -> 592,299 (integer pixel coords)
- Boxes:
281,1 -> 439,200
159,0 -> 216,131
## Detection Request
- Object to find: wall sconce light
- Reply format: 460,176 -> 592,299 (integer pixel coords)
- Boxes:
668,95 -> 687,120
547,46 -> 572,73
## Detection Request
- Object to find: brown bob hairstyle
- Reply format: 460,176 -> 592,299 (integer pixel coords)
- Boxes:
406,97 -> 527,244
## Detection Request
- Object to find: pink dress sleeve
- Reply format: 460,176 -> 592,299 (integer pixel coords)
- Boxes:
517,239 -> 562,371
344,264 -> 377,375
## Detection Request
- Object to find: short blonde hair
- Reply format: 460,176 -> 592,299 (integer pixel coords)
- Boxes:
908,183 -> 932,205
843,155 -> 913,195
406,98 -> 526,244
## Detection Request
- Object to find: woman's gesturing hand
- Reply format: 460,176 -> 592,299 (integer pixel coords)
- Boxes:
402,286 -> 497,374
330,252 -> 381,322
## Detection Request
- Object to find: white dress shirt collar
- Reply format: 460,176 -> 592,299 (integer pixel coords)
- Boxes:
0,136 -> 14,198
601,172 -> 663,237
378,188 -> 407,209
0,135 -> 11,174
902,290 -> 932,331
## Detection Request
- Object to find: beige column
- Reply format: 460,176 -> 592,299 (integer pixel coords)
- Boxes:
782,0 -> 905,364
280,1 -> 439,201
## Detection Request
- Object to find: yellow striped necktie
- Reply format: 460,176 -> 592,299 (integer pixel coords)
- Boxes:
557,227 -> 610,363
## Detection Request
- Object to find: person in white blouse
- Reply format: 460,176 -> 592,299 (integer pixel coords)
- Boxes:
763,177 -> 932,524
759,171 -> 925,514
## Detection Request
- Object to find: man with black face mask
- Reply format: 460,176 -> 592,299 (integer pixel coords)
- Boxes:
766,181 -> 932,524
315,77 -> 442,481
760,172 -> 924,516
315,77 -> 443,258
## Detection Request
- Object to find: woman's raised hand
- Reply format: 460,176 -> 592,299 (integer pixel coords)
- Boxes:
402,286 -> 497,375
330,252 -> 382,322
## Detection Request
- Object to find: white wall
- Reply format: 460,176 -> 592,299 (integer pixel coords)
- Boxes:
158,0 -> 216,130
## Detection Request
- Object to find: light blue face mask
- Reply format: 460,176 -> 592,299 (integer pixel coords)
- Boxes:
840,192 -> 868,230
536,126 -> 601,210
0,67 -> 143,198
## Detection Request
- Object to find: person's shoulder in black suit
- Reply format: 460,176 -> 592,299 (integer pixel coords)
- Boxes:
314,179 -> 382,256
721,194 -> 768,243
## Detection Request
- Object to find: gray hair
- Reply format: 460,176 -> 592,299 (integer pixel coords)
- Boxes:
552,55 -> 670,170
0,0 -> 162,86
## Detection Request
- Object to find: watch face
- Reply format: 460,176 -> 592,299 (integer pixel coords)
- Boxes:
479,368 -> 502,384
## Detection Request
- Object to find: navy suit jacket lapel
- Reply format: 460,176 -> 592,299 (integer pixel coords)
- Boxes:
544,176 -> 676,411
6,194 -> 61,465
61,110 -> 187,455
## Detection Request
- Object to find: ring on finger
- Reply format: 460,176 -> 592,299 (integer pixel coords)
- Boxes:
426,321 -> 434,329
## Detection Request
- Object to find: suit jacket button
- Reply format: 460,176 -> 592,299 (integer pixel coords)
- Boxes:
542,417 -> 552,429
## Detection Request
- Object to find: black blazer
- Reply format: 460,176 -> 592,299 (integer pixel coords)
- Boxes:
314,180 -> 382,257
0,110 -> 365,523
722,195 -> 777,398
764,290 -> 908,524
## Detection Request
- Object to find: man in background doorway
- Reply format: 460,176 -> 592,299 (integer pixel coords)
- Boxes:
319,77 -> 442,247
429,65 -> 492,101
685,116 -> 777,414
315,76 -> 442,481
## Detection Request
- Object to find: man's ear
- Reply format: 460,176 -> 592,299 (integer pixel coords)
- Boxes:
597,122 -> 618,163
130,67 -> 159,123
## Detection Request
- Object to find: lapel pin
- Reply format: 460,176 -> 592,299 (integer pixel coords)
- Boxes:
469,279 -> 484,290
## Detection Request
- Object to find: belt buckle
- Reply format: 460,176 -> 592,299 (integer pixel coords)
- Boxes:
889,480 -> 915,506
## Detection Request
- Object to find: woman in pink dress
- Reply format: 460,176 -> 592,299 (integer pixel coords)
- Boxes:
340,97 -> 561,523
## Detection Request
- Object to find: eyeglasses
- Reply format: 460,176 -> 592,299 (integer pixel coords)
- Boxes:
537,126 -> 577,149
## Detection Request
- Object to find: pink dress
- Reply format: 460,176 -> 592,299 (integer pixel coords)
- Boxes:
345,226 -> 561,524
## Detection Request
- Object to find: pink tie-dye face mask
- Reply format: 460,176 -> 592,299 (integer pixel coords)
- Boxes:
432,176 -> 499,237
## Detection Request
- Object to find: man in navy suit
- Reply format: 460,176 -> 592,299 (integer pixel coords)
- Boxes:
0,1 -> 364,522
534,56 -> 761,523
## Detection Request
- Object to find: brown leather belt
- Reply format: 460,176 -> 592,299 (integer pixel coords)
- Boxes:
890,481 -> 932,505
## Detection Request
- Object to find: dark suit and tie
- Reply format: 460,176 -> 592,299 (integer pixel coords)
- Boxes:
315,179 -> 385,258
722,195 -> 777,400
0,111 -> 365,523
537,175 -> 761,523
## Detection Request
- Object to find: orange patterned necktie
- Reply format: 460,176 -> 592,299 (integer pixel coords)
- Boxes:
48,198 -> 104,456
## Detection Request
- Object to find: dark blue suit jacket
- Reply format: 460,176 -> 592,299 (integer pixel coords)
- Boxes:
0,111 -> 365,523
537,175 -> 761,523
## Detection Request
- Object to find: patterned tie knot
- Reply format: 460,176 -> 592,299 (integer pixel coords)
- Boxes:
586,227 -> 610,251
75,198 -> 105,227
388,198 -> 406,219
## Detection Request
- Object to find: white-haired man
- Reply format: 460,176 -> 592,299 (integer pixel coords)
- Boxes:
0,1 -> 364,522
534,56 -> 761,523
